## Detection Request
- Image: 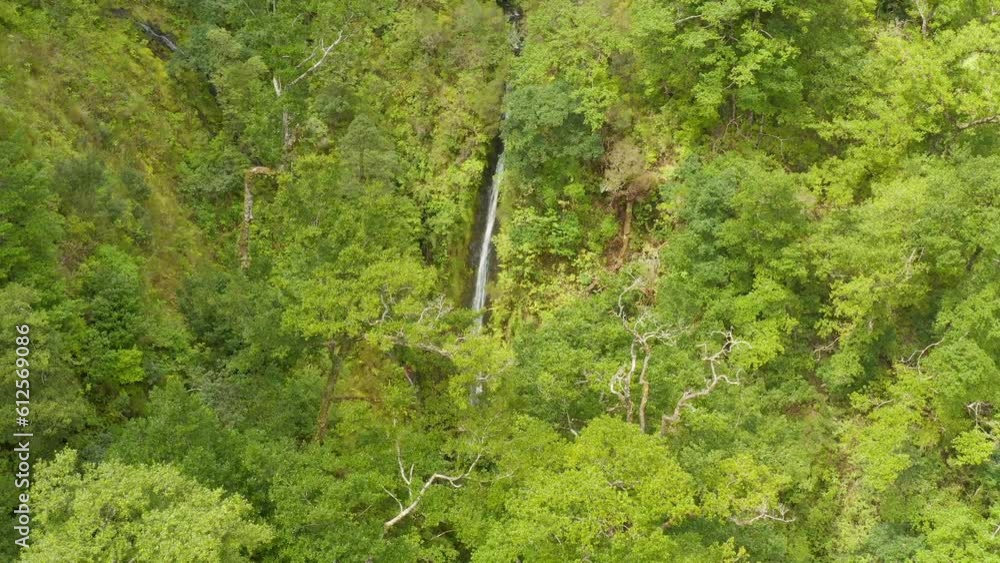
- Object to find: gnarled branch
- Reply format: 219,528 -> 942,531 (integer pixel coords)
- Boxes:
731,502 -> 795,526
957,115 -> 1000,131
383,446 -> 481,531
610,263 -> 683,431
287,30 -> 346,89
661,329 -> 748,434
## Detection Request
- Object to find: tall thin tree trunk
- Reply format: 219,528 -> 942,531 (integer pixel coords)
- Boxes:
619,199 -> 633,262
624,341 -> 637,424
282,110 -> 293,152
638,345 -> 652,433
239,166 -> 274,272
314,342 -> 343,444
239,174 -> 254,271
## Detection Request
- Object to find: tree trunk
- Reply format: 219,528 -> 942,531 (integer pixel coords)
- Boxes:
915,0 -> 932,37
313,342 -> 344,444
624,341 -> 637,424
282,110 -> 293,152
637,344 -> 652,433
616,199 -> 633,266
238,166 -> 274,272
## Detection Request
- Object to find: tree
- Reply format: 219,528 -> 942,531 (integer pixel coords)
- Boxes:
475,417 -> 697,561
25,450 -> 273,562
0,112 -> 61,287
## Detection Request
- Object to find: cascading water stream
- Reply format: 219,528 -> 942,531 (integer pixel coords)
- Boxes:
468,3 -> 521,332
471,151 -> 504,329
467,3 -> 521,406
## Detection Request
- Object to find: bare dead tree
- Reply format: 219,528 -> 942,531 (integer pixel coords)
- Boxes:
618,308 -> 682,432
609,276 -> 643,422
383,443 -> 482,531
660,329 -> 749,434
609,263 -> 683,432
914,0 -> 935,37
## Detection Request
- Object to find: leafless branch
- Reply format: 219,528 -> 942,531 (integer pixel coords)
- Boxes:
612,267 -> 683,431
967,401 -> 994,430
383,450 -> 482,531
914,0 -> 935,37
417,295 -> 452,324
377,286 -> 394,324
371,291 -> 450,332
294,45 -> 320,69
411,341 -> 455,358
898,247 -> 924,283
813,334 -> 841,359
731,502 -> 795,526
901,337 -> 943,374
381,485 -> 403,511
957,115 -> 1000,130
566,413 -> 580,438
661,329 -> 748,433
396,442 -> 414,488
287,30 -> 346,89
674,14 -> 704,25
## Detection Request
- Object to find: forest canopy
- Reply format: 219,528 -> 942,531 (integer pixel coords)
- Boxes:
1,0 -> 999,561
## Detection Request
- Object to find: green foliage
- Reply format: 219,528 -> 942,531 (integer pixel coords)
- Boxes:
477,417 -> 697,561
25,450 -> 272,562
0,112 -> 62,286
951,429 -> 995,467
106,379 -> 256,500
504,81 -> 604,183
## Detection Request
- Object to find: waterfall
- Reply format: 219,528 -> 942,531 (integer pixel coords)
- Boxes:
472,151 -> 504,329
469,3 -> 521,331
468,3 -> 520,406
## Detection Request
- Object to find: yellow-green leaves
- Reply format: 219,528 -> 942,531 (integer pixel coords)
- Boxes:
478,417 -> 696,561
951,428 -> 996,466
26,449 -> 273,562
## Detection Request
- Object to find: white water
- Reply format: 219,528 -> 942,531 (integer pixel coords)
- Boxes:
472,151 -> 504,328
